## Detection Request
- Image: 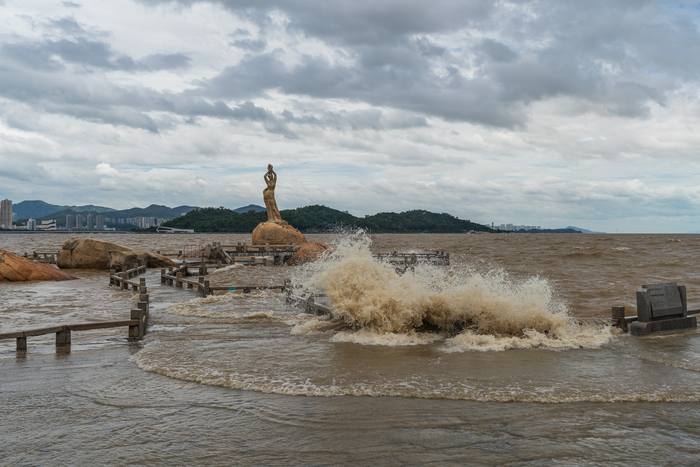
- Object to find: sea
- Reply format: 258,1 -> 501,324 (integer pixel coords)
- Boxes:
2,232 -> 700,466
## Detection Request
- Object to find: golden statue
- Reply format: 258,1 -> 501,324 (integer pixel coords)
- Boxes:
252,164 -> 306,245
263,164 -> 285,224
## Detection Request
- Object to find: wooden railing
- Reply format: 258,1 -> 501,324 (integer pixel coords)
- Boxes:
109,261 -> 147,291
1,285 -> 150,352
23,251 -> 60,264
160,263 -> 287,297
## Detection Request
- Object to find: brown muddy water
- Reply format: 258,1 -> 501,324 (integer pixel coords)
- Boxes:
2,232 -> 700,466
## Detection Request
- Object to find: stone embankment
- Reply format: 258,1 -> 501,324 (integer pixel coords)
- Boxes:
0,250 -> 77,282
57,237 -> 175,270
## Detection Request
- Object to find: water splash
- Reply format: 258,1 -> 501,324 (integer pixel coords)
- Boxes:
293,231 -> 616,350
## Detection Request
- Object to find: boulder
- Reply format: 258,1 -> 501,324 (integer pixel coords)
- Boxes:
288,242 -> 333,266
0,250 -> 77,282
252,222 -> 307,246
57,237 -> 176,270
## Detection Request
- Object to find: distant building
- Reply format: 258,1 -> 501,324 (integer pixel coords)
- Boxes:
27,218 -> 36,230
87,214 -> 95,230
0,199 -> 12,228
12,213 -> 17,223
76,214 -> 85,230
156,226 -> 194,234
66,214 -> 74,230
96,215 -> 104,230
497,223 -> 541,232
37,220 -> 56,231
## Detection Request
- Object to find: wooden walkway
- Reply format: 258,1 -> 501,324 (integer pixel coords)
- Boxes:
159,263 -> 287,297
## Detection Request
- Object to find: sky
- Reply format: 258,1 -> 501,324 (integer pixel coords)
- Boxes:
1,0 -> 700,232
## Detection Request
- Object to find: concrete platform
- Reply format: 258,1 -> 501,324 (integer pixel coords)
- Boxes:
630,316 -> 697,336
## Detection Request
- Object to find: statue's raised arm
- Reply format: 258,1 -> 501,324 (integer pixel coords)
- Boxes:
264,164 -> 277,189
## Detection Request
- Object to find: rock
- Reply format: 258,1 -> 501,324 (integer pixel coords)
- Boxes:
0,250 -> 77,282
288,242 -> 333,266
252,222 -> 307,246
57,237 -> 176,270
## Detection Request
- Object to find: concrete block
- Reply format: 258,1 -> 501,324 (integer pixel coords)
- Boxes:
630,316 -> 697,336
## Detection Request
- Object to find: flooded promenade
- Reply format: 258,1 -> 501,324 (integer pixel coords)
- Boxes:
3,232 -> 700,465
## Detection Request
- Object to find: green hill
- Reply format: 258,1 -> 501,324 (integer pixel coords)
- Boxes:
162,205 -> 492,233
13,200 -> 114,219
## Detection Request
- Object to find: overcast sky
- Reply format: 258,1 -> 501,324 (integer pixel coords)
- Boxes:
1,0 -> 699,232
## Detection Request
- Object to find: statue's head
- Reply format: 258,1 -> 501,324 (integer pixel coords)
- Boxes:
268,164 -> 273,171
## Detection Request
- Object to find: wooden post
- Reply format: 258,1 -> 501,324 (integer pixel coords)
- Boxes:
129,309 -> 146,339
110,269 -> 116,286
612,306 -> 627,332
204,279 -> 210,297
56,329 -> 71,347
203,259 -> 208,275
161,268 -> 166,283
17,336 -> 27,351
176,272 -> 183,288
120,272 -> 127,291
139,277 -> 146,291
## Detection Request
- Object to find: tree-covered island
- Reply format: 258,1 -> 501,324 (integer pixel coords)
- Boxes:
155,205 -> 494,233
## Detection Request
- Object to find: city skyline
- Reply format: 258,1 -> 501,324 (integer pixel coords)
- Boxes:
1,1 -> 700,233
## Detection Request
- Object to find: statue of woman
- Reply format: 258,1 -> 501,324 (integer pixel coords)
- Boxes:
263,164 -> 284,223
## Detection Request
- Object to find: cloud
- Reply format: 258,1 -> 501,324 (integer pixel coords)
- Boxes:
476,39 -> 518,64
48,16 -> 88,35
141,52 -> 192,70
94,163 -> 121,177
231,39 -> 266,52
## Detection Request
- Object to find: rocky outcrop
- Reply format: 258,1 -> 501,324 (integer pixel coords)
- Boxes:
57,237 -> 176,270
252,222 -> 307,246
288,242 -> 333,266
0,250 -> 77,282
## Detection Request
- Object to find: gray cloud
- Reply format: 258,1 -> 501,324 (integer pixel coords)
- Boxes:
141,52 -> 192,70
476,39 -> 518,63
138,0 -> 700,128
231,39 -> 266,52
1,38 -> 138,71
62,1 -> 81,7
48,16 -> 87,35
